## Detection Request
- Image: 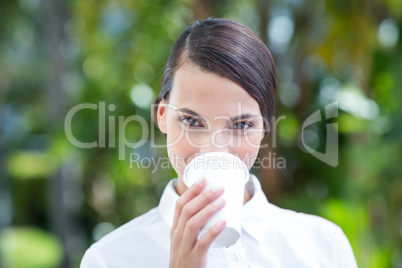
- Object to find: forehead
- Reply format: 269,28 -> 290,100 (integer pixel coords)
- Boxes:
169,63 -> 262,118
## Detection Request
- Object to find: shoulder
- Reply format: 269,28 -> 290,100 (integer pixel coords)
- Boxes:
267,203 -> 344,242
264,204 -> 357,267
80,207 -> 170,268
93,207 -> 162,246
270,203 -> 339,230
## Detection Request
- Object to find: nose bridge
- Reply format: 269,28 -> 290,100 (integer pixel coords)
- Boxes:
200,128 -> 231,154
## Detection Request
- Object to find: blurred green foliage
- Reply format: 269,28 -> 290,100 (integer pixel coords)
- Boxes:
0,227 -> 62,268
0,0 -> 401,267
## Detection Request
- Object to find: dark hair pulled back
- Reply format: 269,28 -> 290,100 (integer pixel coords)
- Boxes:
154,18 -> 276,135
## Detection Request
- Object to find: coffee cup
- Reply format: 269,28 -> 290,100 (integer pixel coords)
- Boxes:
183,152 -> 249,247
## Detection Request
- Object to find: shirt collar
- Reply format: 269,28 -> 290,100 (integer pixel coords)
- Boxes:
242,174 -> 271,243
158,174 -> 270,243
158,179 -> 179,229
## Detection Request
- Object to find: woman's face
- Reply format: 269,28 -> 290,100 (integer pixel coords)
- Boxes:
157,62 -> 265,191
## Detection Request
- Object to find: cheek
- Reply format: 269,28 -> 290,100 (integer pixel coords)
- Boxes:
166,119 -> 195,174
232,133 -> 263,169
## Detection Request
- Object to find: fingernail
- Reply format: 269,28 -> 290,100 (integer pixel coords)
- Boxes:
214,219 -> 226,229
212,186 -> 224,193
196,177 -> 206,185
212,198 -> 225,207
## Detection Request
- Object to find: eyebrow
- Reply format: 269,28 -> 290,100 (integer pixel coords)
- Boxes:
175,108 -> 260,122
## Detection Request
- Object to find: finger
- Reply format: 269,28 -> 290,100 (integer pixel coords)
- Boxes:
178,186 -> 224,227
193,219 -> 226,255
175,186 -> 224,240
181,197 -> 226,250
171,177 -> 206,233
172,186 -> 224,252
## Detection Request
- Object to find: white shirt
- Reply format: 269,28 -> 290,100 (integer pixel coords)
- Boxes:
80,174 -> 358,268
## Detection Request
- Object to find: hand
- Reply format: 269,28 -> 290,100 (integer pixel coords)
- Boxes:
169,177 -> 226,268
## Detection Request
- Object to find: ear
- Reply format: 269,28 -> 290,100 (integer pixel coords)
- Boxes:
157,99 -> 167,134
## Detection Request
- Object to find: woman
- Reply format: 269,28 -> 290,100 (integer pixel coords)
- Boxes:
81,18 -> 358,268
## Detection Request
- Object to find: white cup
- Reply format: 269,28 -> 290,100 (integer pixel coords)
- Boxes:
183,152 -> 249,247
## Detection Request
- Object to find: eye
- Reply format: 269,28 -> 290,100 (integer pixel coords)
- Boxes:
180,117 -> 204,127
231,121 -> 253,130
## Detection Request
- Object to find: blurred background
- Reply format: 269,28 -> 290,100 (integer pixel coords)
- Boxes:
0,0 -> 401,267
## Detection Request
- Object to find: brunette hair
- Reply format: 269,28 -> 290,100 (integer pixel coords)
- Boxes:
153,18 -> 276,134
